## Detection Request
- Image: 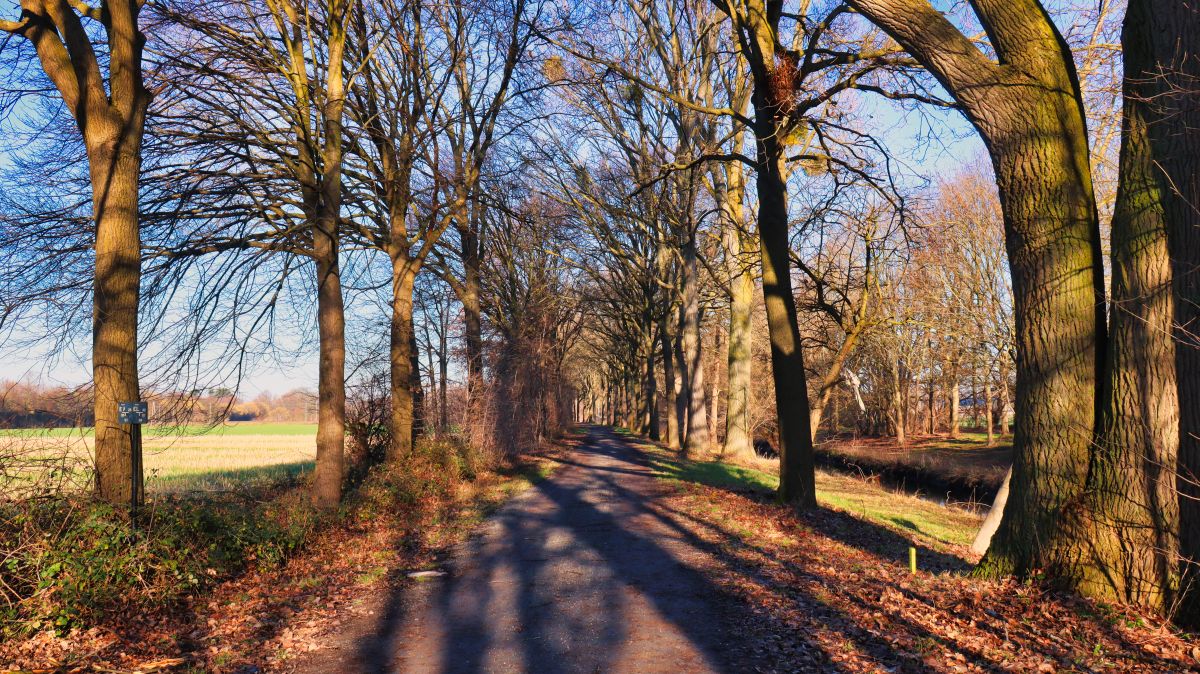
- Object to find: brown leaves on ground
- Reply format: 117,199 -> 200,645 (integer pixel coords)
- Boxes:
0,436 -> 576,674
662,479 -> 1200,673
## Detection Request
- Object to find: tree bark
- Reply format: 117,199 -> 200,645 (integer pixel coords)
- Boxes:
673,320 -> 689,447
310,6 -> 349,509
312,216 -> 346,509
984,378 -> 995,448
948,361 -> 960,439
755,130 -> 816,507
13,1 -> 152,504
438,322 -> 449,432
1065,2 -> 1180,605
972,468 -> 1011,555
847,0 -> 1105,579
681,237 -> 710,455
91,143 -> 144,504
725,240 -> 755,458
891,359 -> 906,447
644,329 -> 660,441
721,156 -> 755,459
389,261 -> 417,461
660,320 -> 681,449
460,225 -> 485,396
1126,0 -> 1200,626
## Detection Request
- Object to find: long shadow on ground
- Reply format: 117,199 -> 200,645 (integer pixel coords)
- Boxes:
308,427 -> 1150,674
328,428 -> 910,673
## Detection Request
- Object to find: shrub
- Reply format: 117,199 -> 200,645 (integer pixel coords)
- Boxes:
0,491 -> 318,637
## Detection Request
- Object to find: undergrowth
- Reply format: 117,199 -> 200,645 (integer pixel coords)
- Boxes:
0,434 -> 495,640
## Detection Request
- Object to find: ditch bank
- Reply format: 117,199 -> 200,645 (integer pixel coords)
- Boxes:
812,448 -> 1006,512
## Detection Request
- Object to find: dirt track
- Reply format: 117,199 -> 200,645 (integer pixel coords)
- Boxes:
296,427 -> 751,674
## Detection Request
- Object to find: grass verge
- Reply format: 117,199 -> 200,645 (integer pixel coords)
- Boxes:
622,431 -> 982,549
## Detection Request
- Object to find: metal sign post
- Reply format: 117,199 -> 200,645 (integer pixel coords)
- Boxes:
118,401 -> 148,529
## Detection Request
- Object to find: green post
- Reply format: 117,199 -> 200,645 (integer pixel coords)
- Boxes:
909,546 -> 917,573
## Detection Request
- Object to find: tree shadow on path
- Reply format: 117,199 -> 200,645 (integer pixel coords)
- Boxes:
320,428 -> 969,673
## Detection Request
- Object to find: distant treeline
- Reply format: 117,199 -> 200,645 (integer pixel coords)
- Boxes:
0,380 -> 317,428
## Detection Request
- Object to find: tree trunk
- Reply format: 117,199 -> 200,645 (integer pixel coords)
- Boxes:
1130,0 -> 1200,626
972,468 -> 1011,555
423,327 -> 437,431
755,129 -> 816,507
706,328 -> 719,445
645,332 -> 660,441
681,240 -> 709,456
722,161 -> 754,459
1065,2 -> 1179,608
660,321 -> 681,449
438,321 -> 449,433
460,227 -> 485,396
410,328 -> 424,446
927,378 -> 935,435
891,360 -> 906,447
673,321 -> 689,447
725,244 -> 755,457
91,144 -> 143,505
312,216 -> 346,509
389,261 -> 417,461
948,364 -> 960,439
847,0 -> 1107,587
984,378 -> 995,448
810,318 -> 867,441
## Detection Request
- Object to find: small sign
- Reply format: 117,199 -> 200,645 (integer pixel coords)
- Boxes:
118,401 -> 149,425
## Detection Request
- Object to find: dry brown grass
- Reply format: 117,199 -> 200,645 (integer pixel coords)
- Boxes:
2,432 -> 316,495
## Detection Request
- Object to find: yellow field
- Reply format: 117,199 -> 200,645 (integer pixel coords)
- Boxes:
1,427 -> 317,495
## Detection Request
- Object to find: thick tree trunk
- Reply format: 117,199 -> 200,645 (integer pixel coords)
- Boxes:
460,227 -> 485,396
389,261 -> 417,461
977,114 -> 1107,571
706,329 -> 719,445
312,217 -> 346,509
927,379 -> 936,435
310,11 -> 348,508
91,145 -> 143,505
1065,5 -> 1180,607
755,131 -> 816,507
891,362 -> 906,447
847,0 -> 1107,586
1129,0 -> 1200,626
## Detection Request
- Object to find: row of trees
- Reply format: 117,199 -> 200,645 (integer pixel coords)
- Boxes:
1,0 -> 1198,630
538,0 -> 1200,627
0,381 -> 326,427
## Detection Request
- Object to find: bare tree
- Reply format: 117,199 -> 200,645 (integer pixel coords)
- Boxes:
0,0 -> 151,503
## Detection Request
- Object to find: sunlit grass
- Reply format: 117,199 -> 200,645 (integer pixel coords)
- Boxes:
142,435 -> 315,492
625,435 -> 982,548
2,430 -> 316,495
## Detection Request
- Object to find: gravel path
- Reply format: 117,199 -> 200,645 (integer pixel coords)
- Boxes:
297,427 -> 747,674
